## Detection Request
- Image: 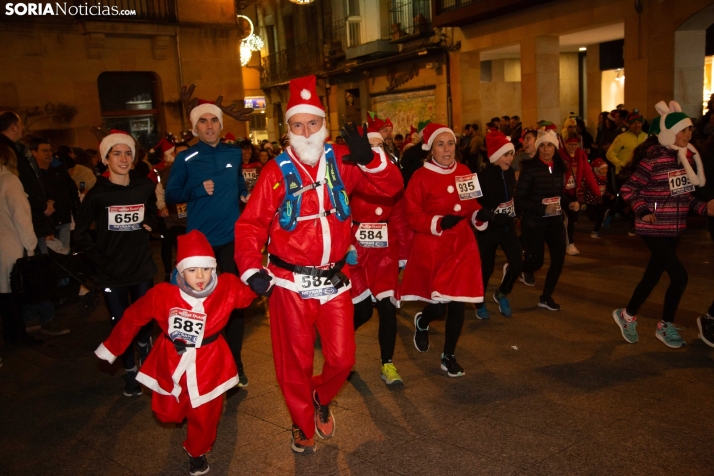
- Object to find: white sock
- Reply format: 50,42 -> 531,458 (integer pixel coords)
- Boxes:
622,310 -> 635,323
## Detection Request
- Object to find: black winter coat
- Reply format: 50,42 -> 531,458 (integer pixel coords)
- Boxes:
514,155 -> 573,226
475,163 -> 517,232
40,160 -> 80,226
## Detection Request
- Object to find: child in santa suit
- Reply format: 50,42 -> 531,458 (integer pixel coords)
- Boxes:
94,229 -> 256,476
585,158 -> 612,238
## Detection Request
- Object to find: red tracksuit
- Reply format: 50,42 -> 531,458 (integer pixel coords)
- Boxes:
234,144 -> 401,438
95,275 -> 256,456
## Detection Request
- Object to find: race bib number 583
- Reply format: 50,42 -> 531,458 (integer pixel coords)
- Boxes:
168,308 -> 206,347
108,204 -> 145,231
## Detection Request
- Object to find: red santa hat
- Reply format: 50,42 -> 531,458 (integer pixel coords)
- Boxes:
486,130 -> 514,163
285,75 -> 325,122
176,230 -> 217,274
99,130 -> 136,164
222,132 -> 237,144
384,117 -> 394,128
189,99 -> 224,137
591,158 -> 608,179
152,138 -> 175,157
421,123 -> 456,151
367,112 -> 387,132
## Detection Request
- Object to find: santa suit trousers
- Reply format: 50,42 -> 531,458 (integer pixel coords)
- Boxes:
268,286 -> 356,438
152,377 -> 224,458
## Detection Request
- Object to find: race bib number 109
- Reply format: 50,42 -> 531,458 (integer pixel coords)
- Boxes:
108,204 -> 145,231
668,170 -> 694,196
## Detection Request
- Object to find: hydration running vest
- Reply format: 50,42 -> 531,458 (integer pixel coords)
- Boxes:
276,144 -> 350,231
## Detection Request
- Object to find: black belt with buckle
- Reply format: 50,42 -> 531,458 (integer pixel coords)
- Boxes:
172,332 -> 220,355
269,254 -> 350,289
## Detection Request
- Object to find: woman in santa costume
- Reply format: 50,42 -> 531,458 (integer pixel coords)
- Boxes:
349,125 -> 405,385
75,131 -> 158,397
95,230 -> 256,476
234,75 -> 402,453
400,123 -> 485,377
473,130 -> 523,320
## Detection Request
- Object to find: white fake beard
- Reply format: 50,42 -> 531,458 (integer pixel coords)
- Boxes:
288,125 -> 328,167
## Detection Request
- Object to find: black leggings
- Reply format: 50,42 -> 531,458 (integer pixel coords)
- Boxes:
521,218 -> 566,300
626,236 -> 687,323
213,241 -> 245,366
565,208 -> 579,244
0,293 -> 28,344
353,297 -> 397,364
477,227 -> 523,297
418,302 -> 465,356
585,203 -> 606,232
160,223 -> 187,274
103,279 -> 154,370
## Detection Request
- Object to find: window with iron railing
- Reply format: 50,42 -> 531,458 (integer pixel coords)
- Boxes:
261,40 -> 323,85
347,19 -> 362,47
325,16 -> 363,59
434,0 -> 476,15
389,0 -> 431,42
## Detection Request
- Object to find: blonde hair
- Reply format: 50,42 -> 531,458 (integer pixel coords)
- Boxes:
0,144 -> 18,176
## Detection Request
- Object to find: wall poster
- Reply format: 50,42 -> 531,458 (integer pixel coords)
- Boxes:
370,88 -> 436,136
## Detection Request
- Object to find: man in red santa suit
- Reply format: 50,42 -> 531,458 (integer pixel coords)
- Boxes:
400,123 -> 486,377
349,125 -> 405,385
95,230 -> 256,476
234,75 -> 402,453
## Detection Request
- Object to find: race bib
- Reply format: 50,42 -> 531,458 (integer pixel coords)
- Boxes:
168,308 -> 206,348
294,273 -> 338,299
455,174 -> 483,200
108,205 -> 145,231
355,223 -> 388,248
242,169 -> 258,181
176,203 -> 187,219
668,170 -> 694,196
495,199 -> 515,218
566,175 -> 576,190
542,197 -> 562,217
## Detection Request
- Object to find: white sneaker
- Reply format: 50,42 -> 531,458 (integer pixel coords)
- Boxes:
567,244 -> 580,255
590,231 -> 601,239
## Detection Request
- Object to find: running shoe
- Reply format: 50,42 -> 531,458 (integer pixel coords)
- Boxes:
413,312 -> 430,352
628,228 -> 637,237
601,210 -> 612,230
493,292 -> 512,318
520,272 -> 535,286
697,313 -> 714,348
475,305 -> 491,320
380,363 -> 403,384
567,244 -> 580,256
189,454 -> 210,476
291,425 -> 316,454
313,390 -> 335,439
237,362 -> 249,388
612,309 -> 638,344
440,354 -> 465,377
538,296 -> 561,311
124,368 -> 142,397
655,321 -> 685,349
590,231 -> 602,239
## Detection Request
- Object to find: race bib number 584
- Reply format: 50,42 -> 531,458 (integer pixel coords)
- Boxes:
108,204 -> 145,231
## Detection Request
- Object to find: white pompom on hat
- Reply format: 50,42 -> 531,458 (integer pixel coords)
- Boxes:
189,101 -> 224,137
654,100 -> 705,186
176,230 -> 217,274
421,123 -> 456,151
99,130 -> 136,164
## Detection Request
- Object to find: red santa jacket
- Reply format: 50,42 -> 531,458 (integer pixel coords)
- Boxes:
559,147 -> 601,202
94,274 -> 256,408
234,144 -> 402,301
348,173 -> 405,305
400,160 -> 485,303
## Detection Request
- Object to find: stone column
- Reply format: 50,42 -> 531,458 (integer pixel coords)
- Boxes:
520,35 -> 560,126
674,30 -> 706,118
586,44 -> 602,131
623,12 -> 649,117
452,50 -> 481,130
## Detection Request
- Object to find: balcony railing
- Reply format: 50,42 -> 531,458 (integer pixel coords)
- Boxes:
389,0 -> 431,42
0,0 -> 178,23
261,40 -> 323,85
325,17 -> 363,59
435,0 -> 476,14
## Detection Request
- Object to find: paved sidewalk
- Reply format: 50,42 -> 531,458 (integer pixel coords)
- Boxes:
1,220 -> 713,475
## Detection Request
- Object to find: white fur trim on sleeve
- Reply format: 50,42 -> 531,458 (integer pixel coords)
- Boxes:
431,215 -> 443,236
472,211 -> 488,231
95,342 -> 117,364
359,147 -> 388,173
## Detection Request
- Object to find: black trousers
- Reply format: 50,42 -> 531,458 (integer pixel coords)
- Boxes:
353,297 -> 397,364
418,301 -> 465,356
160,222 -> 187,274
212,241 -> 245,366
521,217 -> 566,300
0,292 -> 29,344
585,203 -> 606,232
565,208 -> 579,244
103,279 -> 154,370
626,236 -> 687,323
477,227 -> 523,297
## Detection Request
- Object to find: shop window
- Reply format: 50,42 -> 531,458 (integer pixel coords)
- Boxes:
97,72 -> 162,151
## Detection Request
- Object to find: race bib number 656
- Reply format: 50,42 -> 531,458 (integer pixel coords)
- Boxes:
108,204 -> 145,231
